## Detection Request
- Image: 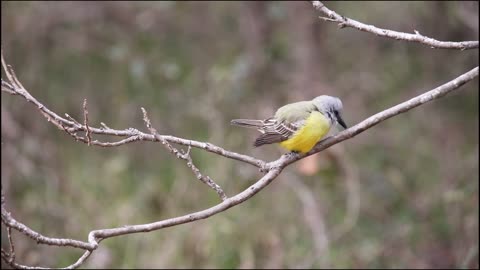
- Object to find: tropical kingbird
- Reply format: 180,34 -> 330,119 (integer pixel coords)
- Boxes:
231,95 -> 347,153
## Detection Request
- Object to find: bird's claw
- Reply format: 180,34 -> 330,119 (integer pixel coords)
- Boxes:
286,151 -> 299,158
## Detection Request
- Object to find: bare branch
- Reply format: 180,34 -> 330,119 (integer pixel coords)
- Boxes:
64,113 -> 82,127
267,66 -> 479,170
7,227 -> 15,263
0,74 -> 265,168
87,167 -> 283,243
141,108 -> 228,201
83,99 -> 92,146
181,146 -> 228,201
1,79 -> 16,94
1,249 -> 11,263
312,1 -> 479,50
100,122 -> 111,129
90,136 -> 142,147
65,250 -> 93,270
1,250 -> 91,270
1,205 -> 96,251
141,107 -> 159,136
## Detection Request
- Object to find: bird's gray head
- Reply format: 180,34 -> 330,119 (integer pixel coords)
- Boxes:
312,95 -> 347,129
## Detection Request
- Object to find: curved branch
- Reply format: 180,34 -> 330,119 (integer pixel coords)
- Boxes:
142,108 -> 228,201
267,66 -> 479,170
87,167 -> 283,243
1,250 -> 92,270
0,51 -> 265,169
312,1 -> 479,50
1,207 -> 96,251
0,81 -> 265,168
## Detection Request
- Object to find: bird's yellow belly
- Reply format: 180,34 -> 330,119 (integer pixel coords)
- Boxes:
279,111 -> 331,153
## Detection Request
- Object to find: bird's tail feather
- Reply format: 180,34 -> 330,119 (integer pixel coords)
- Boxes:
231,119 -> 264,128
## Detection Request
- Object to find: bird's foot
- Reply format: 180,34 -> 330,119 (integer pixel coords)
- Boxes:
285,151 -> 299,158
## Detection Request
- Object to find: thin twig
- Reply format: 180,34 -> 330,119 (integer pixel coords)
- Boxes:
64,113 -> 82,127
142,108 -> 228,201
1,248 -> 10,260
1,79 -> 16,94
1,206 -> 97,250
86,166 -> 283,241
312,1 -> 479,50
181,146 -> 228,201
7,227 -> 15,263
90,136 -> 142,147
141,107 -> 159,136
83,99 -> 92,146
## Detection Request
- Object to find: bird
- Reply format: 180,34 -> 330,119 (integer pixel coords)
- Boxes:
231,95 -> 347,154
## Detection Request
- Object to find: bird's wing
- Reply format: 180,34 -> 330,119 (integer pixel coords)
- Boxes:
274,100 -> 316,123
252,101 -> 315,147
253,118 -> 305,147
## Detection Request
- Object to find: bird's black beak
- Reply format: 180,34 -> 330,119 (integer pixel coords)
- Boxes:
336,114 -> 347,129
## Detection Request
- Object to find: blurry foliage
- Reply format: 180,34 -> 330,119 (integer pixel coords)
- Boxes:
1,1 -> 478,269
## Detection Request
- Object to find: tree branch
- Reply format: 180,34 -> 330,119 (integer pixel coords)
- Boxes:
267,65 -> 479,170
1,204 -> 96,251
1,3 -> 478,267
2,55 -> 476,267
82,99 -> 92,146
312,1 -> 479,50
141,108 -> 228,201
0,50 -> 265,169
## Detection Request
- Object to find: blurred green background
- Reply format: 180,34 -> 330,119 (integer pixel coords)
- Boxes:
1,1 -> 478,269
